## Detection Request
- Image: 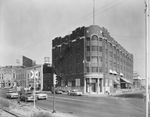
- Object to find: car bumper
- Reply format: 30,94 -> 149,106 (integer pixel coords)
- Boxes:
10,95 -> 19,98
38,96 -> 47,99
27,97 -> 36,101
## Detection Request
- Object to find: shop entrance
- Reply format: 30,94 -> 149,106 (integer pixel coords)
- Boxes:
91,83 -> 96,92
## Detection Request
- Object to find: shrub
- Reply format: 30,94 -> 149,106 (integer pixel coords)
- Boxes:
31,112 -> 52,117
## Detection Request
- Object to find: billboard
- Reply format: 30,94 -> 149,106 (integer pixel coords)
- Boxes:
22,56 -> 34,67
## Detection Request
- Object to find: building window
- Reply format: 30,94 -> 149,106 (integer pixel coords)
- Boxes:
76,48 -> 80,54
92,35 -> 98,40
92,46 -> 98,51
91,56 -> 98,62
72,80 -> 75,86
75,79 -> 80,86
99,57 -> 102,62
105,79 -> 108,86
86,46 -> 90,51
106,49 -> 108,54
68,81 -> 72,86
92,67 -> 98,72
99,67 -> 102,72
109,80 -> 113,86
76,58 -> 80,64
99,37 -> 102,41
99,46 -> 102,52
68,67 -> 72,74
86,56 -> 90,61
105,68 -> 108,73
86,67 -> 90,72
105,59 -> 108,64
86,37 -> 90,41
110,60 -> 112,66
109,51 -> 112,57
76,68 -> 80,73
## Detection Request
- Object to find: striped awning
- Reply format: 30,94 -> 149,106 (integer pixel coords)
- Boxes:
109,69 -> 113,74
113,71 -> 118,75
120,73 -> 124,76
120,77 -> 132,84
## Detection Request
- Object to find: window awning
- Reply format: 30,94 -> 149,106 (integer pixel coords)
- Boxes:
113,71 -> 118,75
120,73 -> 123,76
109,69 -> 113,74
114,79 -> 120,84
120,77 -> 132,84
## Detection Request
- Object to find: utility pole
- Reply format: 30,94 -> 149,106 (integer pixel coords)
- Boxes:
144,1 -> 149,117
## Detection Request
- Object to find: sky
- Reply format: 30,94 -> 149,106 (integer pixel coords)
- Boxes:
0,0 -> 150,78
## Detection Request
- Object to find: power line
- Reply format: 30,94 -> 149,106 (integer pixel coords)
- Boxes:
10,0 -> 126,56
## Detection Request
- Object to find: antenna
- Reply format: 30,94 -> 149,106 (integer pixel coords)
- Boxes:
93,0 -> 95,25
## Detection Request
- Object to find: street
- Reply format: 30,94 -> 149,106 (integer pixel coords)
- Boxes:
35,93 -> 147,117
1,88 -> 149,117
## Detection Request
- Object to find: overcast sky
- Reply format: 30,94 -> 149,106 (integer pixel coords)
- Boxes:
0,0 -> 149,78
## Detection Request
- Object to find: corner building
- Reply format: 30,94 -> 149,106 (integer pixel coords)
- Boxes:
52,25 -> 133,94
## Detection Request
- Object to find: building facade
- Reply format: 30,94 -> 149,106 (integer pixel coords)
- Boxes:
52,25 -> 133,94
0,66 -> 17,88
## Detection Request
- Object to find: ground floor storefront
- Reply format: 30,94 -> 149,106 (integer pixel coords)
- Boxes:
57,73 -> 132,95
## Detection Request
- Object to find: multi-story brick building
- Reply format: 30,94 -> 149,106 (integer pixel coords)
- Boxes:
52,25 -> 133,94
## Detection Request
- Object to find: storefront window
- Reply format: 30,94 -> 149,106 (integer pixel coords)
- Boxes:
92,35 -> 98,40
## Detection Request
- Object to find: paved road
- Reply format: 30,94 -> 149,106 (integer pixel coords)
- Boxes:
1,88 -> 149,117
35,93 -> 148,117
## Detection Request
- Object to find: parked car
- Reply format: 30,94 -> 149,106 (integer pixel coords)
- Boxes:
20,91 -> 37,102
51,89 -> 63,94
35,91 -> 48,100
6,90 -> 19,99
68,90 -> 82,96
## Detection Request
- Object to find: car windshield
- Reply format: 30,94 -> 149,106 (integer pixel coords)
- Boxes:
35,91 -> 41,94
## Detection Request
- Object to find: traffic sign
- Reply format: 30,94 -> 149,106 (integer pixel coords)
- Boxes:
30,70 -> 38,79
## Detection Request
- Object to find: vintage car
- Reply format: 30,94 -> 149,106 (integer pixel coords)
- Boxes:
51,89 -> 63,94
68,90 -> 82,96
20,91 -> 37,102
35,91 -> 48,100
6,90 -> 19,99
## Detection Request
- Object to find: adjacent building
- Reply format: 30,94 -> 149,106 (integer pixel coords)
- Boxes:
0,66 -> 17,88
52,25 -> 134,94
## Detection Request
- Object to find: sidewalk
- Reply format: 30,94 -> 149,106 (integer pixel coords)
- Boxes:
82,93 -> 109,97
42,89 -> 146,98
42,91 -> 109,97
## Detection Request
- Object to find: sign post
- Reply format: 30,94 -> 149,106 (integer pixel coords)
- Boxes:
31,69 -> 38,108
